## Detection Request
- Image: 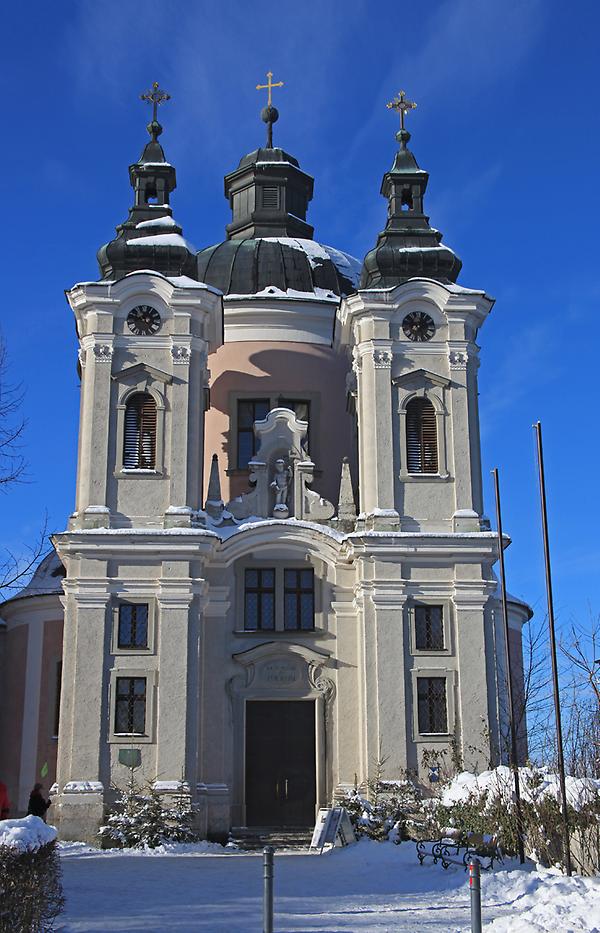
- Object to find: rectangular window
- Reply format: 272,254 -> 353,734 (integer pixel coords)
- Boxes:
237,399 -> 270,468
53,660 -> 62,737
417,677 -> 448,734
415,606 -> 444,651
279,399 -> 311,450
118,603 -> 149,650
115,676 -> 147,734
244,569 -> 276,631
284,569 -> 315,630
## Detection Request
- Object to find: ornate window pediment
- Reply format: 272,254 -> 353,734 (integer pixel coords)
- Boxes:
392,368 -> 449,390
111,362 -> 172,386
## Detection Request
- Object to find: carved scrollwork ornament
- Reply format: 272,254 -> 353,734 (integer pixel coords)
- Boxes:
448,349 -> 468,370
171,345 -> 191,365
373,348 -> 393,369
309,661 -> 336,722
93,344 -> 113,363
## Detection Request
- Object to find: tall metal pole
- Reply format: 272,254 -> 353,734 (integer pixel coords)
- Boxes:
534,421 -> 572,876
492,468 -> 525,864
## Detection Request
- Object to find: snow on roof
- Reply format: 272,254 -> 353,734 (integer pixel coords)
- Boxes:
225,285 -> 339,302
126,233 -> 196,252
259,238 -> 361,287
5,550 -> 65,604
0,815 -> 57,853
135,216 -> 178,230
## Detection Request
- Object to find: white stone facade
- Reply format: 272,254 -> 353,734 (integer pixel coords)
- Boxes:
0,262 -> 525,843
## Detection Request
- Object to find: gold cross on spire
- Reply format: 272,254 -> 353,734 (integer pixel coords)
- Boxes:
140,82 -> 171,123
386,90 -> 417,130
256,71 -> 284,107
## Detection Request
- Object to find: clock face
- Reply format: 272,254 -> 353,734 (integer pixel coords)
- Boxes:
126,305 -> 162,336
402,311 -> 435,342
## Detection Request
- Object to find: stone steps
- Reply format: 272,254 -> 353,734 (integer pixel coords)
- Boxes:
229,826 -> 314,851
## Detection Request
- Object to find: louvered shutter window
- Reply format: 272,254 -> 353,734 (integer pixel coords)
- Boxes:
262,187 -> 279,209
123,393 -> 157,469
406,398 -> 438,474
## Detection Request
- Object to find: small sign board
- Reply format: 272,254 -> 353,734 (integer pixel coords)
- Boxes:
118,748 -> 141,770
310,807 -> 356,853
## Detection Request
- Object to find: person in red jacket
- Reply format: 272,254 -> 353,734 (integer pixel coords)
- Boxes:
0,782 -> 10,820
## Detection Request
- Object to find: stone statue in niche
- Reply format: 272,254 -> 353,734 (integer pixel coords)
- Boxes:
270,458 -> 292,518
226,408 -> 335,523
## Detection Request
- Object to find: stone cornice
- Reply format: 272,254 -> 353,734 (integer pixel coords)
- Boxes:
52,529 -> 220,563
337,277 -> 494,347
344,531 -> 502,559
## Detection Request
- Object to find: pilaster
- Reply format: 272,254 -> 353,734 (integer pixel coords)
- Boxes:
76,337 -> 114,523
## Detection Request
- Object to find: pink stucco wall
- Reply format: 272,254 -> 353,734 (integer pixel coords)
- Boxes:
205,341 -> 356,506
0,625 -> 27,815
36,619 -> 64,795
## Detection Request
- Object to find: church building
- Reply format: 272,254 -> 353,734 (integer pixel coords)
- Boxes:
0,83 -> 531,841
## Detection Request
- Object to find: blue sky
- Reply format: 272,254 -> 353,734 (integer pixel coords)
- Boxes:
1,0 -> 598,629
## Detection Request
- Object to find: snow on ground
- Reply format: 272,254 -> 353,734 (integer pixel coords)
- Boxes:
58,838 -> 600,932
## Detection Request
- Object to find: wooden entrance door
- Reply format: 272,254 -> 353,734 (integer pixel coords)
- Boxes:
245,700 -> 316,827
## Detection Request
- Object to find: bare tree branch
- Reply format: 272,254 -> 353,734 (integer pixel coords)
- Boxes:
0,337 -> 27,489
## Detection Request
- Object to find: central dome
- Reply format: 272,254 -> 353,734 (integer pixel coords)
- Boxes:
197,237 -> 360,299
197,144 -> 360,299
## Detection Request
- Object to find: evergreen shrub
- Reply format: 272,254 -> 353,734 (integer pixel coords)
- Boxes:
99,779 -> 197,849
0,840 -> 64,933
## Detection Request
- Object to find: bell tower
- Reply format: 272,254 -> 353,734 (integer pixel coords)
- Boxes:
341,93 -> 491,532
68,84 -> 222,532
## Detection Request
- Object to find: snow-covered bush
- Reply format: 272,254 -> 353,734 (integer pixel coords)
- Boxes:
425,766 -> 600,871
99,779 -> 197,849
0,816 -> 64,931
339,778 -> 424,842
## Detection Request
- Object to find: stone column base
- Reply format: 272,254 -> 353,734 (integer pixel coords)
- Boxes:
196,783 -> 230,837
54,785 -> 105,844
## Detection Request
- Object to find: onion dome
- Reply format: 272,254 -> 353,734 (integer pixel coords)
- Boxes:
360,125 -> 462,288
196,144 -> 360,298
97,84 -> 197,281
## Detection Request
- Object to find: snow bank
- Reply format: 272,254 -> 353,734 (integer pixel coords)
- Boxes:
58,838 -> 600,931
484,866 -> 600,932
0,815 -> 57,853
441,766 -> 600,811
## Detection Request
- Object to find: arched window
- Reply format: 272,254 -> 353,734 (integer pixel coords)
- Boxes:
406,398 -> 438,474
123,393 -> 157,469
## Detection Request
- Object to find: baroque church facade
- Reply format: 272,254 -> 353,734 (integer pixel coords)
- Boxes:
0,86 -> 531,841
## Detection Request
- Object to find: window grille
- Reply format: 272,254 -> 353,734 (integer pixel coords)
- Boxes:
244,568 -> 276,631
284,569 -> 315,630
123,393 -> 157,469
118,603 -> 149,650
279,398 -> 311,450
417,677 -> 448,733
406,398 -> 438,473
415,606 -> 444,651
237,399 -> 270,468
262,186 -> 279,209
115,676 -> 147,734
